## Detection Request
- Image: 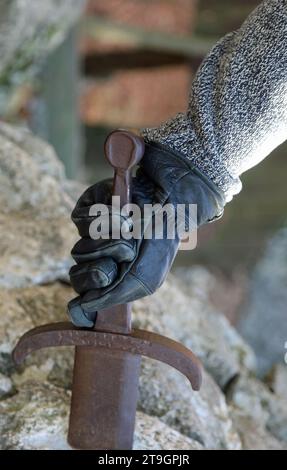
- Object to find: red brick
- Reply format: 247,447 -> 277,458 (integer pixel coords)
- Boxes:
81,65 -> 191,128
86,0 -> 197,34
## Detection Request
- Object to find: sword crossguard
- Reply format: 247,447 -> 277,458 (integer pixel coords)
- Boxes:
13,321 -> 202,449
13,322 -> 202,391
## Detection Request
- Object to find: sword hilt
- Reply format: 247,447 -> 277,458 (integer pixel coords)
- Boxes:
105,129 -> 145,208
68,130 -> 145,331
95,130 -> 145,334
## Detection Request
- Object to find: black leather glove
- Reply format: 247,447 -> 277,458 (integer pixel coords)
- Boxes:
68,142 -> 225,327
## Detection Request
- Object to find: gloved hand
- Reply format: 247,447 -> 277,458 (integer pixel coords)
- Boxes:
68,142 -> 225,327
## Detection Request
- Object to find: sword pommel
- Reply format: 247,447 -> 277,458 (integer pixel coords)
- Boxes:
105,129 -> 144,171
105,129 -> 145,208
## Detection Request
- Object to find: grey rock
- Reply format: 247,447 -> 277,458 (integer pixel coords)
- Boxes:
227,372 -> 287,445
138,360 -> 241,449
0,123 -> 72,215
0,123 -> 83,287
134,412 -> 203,451
0,283 -> 73,377
0,280 -> 237,449
0,122 -> 65,181
1,281 -> 242,450
0,381 -> 71,450
0,373 -> 14,399
0,380 -> 202,450
265,364 -> 287,400
1,277 -> 287,449
238,226 -> 287,375
230,408 -> 286,450
134,269 -> 256,390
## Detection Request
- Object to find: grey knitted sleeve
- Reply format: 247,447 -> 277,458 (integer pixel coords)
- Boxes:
141,0 -> 287,202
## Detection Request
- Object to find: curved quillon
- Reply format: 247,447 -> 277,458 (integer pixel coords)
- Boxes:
13,322 -> 202,391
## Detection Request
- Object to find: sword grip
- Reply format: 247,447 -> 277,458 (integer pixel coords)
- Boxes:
67,130 -> 145,330
68,131 -> 145,449
95,130 -> 145,334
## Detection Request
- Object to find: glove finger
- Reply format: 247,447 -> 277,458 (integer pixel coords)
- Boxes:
132,171 -> 155,205
68,296 -> 97,328
71,237 -> 137,264
79,270 -> 150,313
73,207 -> 133,238
73,179 -> 113,211
79,234 -> 180,313
71,180 -> 113,233
69,257 -> 118,294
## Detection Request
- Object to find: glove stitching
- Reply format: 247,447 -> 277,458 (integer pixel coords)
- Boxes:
129,271 -> 153,295
71,265 -> 115,285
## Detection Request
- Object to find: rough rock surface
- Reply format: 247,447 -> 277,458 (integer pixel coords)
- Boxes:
139,361 -> 241,450
1,123 -> 287,450
0,0 -> 85,110
0,284 -> 72,378
265,364 -> 287,400
1,281 -> 243,450
227,373 -> 287,445
0,373 -> 13,400
0,122 -> 83,288
139,267 -> 256,390
230,409 -> 286,451
1,279 -> 286,450
238,226 -> 287,375
0,380 -> 202,450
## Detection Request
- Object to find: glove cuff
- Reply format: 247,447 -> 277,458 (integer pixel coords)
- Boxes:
139,141 -> 226,227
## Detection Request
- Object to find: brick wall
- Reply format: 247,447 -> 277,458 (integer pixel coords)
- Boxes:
81,0 -> 197,128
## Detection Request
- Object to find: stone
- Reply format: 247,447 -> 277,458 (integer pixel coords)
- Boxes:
0,381 -> 71,450
265,364 -> 287,400
138,360 -> 241,450
134,412 -> 203,451
227,372 -> 287,445
1,279 -> 243,449
0,373 -> 14,400
1,262 -> 286,449
0,121 -> 65,181
230,408 -> 286,450
0,283 -> 74,379
134,270 -> 256,390
238,226 -> 287,375
0,123 -> 83,288
0,122 -> 74,215
0,380 -> 202,450
0,281 -> 242,450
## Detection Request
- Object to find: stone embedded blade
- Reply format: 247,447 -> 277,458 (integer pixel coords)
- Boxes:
68,131 -> 145,448
12,130 -> 202,450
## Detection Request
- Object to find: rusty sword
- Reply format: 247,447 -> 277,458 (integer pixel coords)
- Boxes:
13,130 -> 202,450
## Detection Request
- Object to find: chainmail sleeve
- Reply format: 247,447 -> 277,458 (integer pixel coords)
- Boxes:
142,0 -> 287,202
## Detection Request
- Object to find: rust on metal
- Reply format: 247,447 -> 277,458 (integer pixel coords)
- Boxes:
69,130 -> 146,449
95,303 -> 132,335
12,322 -> 202,391
68,347 -> 141,449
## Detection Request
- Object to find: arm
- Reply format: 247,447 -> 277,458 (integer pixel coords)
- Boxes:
69,0 -> 287,326
142,0 -> 287,202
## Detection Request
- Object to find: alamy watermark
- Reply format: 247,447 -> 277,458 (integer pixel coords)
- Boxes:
88,196 -> 198,251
